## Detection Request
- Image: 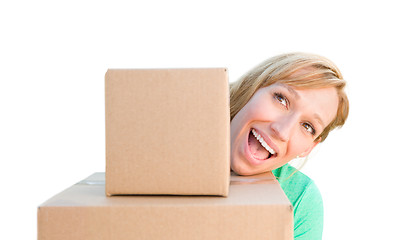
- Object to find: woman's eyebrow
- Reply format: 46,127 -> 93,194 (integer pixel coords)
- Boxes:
281,84 -> 300,100
313,113 -> 326,129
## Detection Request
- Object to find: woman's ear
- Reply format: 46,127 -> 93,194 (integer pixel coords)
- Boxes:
299,138 -> 321,157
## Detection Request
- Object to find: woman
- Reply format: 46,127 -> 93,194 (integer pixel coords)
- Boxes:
230,52 -> 349,239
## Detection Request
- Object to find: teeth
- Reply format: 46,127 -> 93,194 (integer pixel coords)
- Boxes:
252,129 -> 276,155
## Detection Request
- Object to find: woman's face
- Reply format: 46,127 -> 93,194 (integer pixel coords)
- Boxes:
230,83 -> 339,175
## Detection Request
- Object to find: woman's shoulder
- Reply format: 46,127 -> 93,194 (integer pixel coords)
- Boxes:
272,163 -> 313,186
273,164 -> 323,239
272,164 -> 322,208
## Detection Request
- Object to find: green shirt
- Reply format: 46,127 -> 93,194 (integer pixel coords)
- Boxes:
272,164 -> 323,240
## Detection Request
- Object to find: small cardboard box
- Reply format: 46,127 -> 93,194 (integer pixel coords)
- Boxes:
38,173 -> 293,240
105,68 -> 230,196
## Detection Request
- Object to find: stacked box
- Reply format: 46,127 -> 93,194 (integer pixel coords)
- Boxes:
105,68 -> 230,196
38,68 -> 294,239
38,172 -> 293,240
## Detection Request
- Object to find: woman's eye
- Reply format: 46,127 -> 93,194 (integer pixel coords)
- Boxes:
274,92 -> 289,109
302,122 -> 316,135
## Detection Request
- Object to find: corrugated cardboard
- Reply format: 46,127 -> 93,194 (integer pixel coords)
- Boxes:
38,172 -> 293,240
105,69 -> 230,196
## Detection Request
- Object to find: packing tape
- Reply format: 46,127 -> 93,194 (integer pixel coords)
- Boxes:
74,176 -> 276,186
230,176 -> 276,185
76,180 -> 105,185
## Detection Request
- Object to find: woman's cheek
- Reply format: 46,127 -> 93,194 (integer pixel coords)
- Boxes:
289,137 -> 311,157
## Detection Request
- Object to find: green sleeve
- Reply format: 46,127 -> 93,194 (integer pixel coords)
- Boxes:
272,164 -> 323,240
293,181 -> 323,240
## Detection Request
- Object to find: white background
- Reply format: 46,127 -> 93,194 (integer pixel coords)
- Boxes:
1,0 -> 403,239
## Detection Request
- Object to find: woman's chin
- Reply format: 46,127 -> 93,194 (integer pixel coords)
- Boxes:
230,161 -> 265,176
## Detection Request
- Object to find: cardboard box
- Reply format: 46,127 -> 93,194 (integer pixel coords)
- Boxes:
105,69 -> 230,196
38,172 -> 293,240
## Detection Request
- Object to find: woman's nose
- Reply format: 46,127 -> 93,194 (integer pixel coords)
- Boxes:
270,114 -> 298,142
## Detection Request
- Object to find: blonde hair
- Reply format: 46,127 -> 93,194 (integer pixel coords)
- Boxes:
230,52 -> 349,142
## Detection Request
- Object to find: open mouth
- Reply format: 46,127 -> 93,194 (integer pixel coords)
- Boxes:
248,128 -> 277,160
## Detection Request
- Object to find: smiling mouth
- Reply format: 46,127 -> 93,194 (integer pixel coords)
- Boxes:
248,129 -> 277,160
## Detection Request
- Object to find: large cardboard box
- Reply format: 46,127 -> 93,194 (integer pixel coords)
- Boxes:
38,172 -> 293,240
105,69 -> 230,196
